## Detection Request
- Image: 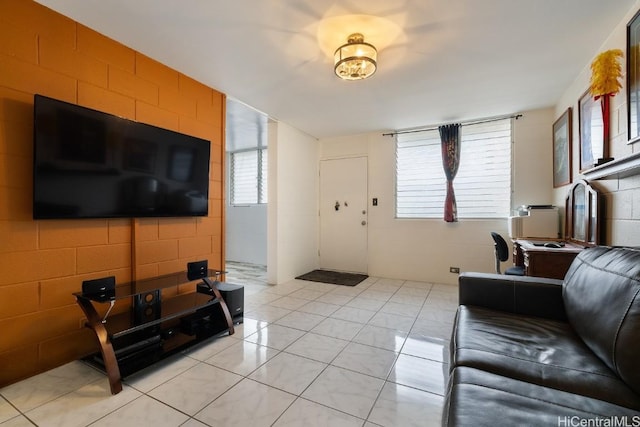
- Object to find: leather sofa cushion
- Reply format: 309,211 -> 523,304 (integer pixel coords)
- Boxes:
443,366 -> 640,427
451,305 -> 640,410
563,246 -> 640,395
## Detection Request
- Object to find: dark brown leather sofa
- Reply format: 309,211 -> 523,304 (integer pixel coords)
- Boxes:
443,246 -> 640,426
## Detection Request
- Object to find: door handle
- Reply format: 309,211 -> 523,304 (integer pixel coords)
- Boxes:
361,220 -> 367,226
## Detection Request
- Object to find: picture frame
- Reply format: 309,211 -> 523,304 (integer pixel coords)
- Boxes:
578,90 -> 605,172
552,108 -> 572,187
627,9 -> 640,144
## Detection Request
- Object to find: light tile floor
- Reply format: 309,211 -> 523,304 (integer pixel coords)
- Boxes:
0,266 -> 457,427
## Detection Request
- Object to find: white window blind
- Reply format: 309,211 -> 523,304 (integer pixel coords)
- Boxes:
230,149 -> 267,205
396,118 -> 512,219
260,149 -> 268,202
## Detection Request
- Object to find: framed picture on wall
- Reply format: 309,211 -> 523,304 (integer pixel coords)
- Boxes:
552,108 -> 572,187
578,90 -> 605,171
627,9 -> 640,143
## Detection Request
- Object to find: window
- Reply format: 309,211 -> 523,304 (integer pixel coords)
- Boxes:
396,118 -> 512,219
230,148 -> 268,205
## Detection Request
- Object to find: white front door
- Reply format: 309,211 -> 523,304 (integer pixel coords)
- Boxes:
319,157 -> 368,273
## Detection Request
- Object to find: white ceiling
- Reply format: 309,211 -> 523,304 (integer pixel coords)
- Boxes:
36,0 -> 636,139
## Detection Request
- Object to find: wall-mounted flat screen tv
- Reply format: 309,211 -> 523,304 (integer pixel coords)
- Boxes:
33,95 -> 211,219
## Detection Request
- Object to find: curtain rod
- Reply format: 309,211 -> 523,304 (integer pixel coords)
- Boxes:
382,113 -> 523,137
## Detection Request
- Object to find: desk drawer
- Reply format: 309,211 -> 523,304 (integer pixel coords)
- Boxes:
525,251 -> 577,280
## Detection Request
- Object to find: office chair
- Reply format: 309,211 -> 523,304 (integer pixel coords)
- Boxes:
490,232 -> 525,276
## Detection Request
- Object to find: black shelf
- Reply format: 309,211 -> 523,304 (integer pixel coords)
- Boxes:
73,270 -> 235,394
74,269 -> 225,302
103,293 -> 221,340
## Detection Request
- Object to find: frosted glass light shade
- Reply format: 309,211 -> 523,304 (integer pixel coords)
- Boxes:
334,33 -> 377,80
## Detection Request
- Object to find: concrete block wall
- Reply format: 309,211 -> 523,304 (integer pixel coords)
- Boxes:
0,1 -> 225,386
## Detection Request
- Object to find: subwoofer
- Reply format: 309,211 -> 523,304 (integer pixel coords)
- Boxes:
217,282 -> 244,324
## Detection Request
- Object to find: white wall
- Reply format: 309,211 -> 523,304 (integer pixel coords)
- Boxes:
260,2 -> 640,284
553,0 -> 640,245
226,203 -> 267,265
268,121 -> 320,284
319,108 -> 554,285
513,108 -> 556,208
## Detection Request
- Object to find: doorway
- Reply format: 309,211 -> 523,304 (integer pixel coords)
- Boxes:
225,98 -> 268,270
319,157 -> 368,273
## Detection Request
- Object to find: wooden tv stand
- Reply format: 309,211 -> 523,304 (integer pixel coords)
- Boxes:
74,270 -> 235,395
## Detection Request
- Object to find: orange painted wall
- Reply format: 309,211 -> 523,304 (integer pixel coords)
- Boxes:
0,1 -> 225,386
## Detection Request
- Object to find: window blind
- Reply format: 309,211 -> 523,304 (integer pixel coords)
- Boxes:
230,148 -> 268,205
396,118 -> 512,218
259,149 -> 268,203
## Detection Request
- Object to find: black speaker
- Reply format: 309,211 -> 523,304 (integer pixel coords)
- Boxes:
187,260 -> 208,280
133,289 -> 161,325
217,282 -> 244,324
82,276 -> 116,301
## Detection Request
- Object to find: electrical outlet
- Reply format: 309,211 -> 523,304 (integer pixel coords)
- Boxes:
449,267 -> 460,274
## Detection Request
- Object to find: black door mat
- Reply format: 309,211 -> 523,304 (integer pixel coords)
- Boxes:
295,270 -> 368,287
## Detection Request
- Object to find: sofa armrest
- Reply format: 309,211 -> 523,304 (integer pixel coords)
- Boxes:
458,272 -> 566,321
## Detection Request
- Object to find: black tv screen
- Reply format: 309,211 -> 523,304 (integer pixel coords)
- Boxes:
33,95 -> 211,219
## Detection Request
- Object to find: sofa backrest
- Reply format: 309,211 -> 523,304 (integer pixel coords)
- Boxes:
563,246 -> 640,394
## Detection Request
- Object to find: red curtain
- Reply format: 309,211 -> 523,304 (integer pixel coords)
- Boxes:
439,124 -> 461,222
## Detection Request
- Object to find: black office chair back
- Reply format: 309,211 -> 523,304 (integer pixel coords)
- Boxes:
491,232 -> 509,274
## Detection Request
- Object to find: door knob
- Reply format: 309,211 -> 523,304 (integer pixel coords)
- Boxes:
361,220 -> 367,226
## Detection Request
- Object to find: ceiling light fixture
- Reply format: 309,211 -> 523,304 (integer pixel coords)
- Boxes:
334,33 -> 377,80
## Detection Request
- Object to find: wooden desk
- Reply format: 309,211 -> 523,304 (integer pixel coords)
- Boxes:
513,240 -> 585,280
